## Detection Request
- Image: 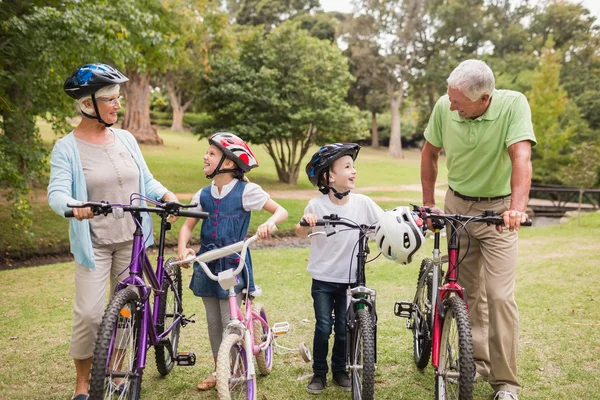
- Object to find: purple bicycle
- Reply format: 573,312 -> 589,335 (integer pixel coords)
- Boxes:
66,195 -> 207,400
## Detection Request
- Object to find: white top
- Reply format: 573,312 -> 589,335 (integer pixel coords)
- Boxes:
305,193 -> 384,283
190,179 -> 270,212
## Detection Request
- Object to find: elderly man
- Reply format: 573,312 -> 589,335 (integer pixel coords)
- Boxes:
421,59 -> 536,400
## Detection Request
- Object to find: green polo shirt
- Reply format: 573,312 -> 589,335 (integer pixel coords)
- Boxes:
424,89 -> 537,197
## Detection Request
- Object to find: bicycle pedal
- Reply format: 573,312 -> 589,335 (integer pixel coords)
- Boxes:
175,351 -> 196,366
394,301 -> 413,319
272,321 -> 290,336
181,314 -> 196,327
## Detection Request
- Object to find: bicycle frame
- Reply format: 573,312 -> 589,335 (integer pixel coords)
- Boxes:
171,234 -> 274,376
429,222 -> 465,369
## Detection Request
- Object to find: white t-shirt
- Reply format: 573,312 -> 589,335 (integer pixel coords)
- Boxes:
304,193 -> 384,283
190,179 -> 269,212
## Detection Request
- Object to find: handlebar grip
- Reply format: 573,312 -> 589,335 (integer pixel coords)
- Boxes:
64,210 -> 74,218
177,210 -> 209,219
522,219 -> 533,227
299,219 -> 309,227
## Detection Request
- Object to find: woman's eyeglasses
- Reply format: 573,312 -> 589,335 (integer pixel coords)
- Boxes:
97,95 -> 123,107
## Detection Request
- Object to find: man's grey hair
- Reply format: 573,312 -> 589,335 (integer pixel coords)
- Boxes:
76,84 -> 120,115
447,59 -> 495,101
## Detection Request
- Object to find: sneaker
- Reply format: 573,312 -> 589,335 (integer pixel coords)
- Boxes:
332,371 -> 351,391
307,374 -> 326,394
494,390 -> 518,400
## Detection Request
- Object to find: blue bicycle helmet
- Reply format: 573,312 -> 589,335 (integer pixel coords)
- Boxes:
305,143 -> 360,197
64,63 -> 128,127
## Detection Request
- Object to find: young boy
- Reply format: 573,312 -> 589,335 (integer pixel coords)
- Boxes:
296,143 -> 384,394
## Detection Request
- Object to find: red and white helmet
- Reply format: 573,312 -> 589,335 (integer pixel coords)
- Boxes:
209,132 -> 258,172
375,206 -> 425,265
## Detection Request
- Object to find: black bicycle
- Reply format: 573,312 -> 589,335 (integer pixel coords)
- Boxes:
300,214 -> 377,400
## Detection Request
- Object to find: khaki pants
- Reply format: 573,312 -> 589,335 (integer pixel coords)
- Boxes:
69,241 -> 132,359
444,190 -> 520,394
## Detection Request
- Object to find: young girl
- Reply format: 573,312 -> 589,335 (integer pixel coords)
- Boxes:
177,132 -> 288,391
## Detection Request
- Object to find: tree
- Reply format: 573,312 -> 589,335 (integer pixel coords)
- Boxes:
342,14 -> 388,148
157,0 -> 231,132
527,39 -> 577,184
227,0 -> 319,32
561,142 -> 600,225
197,23 -> 364,184
0,1 -> 162,230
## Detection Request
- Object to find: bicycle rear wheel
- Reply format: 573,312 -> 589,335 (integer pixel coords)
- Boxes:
350,308 -> 375,400
435,295 -> 475,400
89,288 -> 143,400
155,258 -> 182,376
252,303 -> 273,375
412,258 -> 434,369
216,333 -> 256,400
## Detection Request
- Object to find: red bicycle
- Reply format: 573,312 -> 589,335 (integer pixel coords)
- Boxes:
394,206 -> 531,400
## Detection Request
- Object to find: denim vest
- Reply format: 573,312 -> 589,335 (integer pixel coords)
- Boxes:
189,180 -> 255,299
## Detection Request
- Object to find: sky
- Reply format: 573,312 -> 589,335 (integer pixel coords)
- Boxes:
320,0 -> 600,20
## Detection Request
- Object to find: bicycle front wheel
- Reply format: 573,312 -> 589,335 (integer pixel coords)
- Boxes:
252,302 -> 273,375
155,258 -> 182,376
350,308 -> 375,400
412,258 -> 433,369
89,288 -> 143,400
435,295 -> 475,400
216,333 -> 256,400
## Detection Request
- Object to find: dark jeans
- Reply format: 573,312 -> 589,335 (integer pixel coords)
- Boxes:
311,279 -> 348,376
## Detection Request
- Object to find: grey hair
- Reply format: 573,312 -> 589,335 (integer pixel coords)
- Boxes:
76,84 -> 120,115
447,60 -> 495,101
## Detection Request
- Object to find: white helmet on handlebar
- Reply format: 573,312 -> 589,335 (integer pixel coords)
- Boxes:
375,206 -> 425,265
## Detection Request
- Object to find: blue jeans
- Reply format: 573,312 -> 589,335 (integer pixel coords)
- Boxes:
311,279 -> 348,376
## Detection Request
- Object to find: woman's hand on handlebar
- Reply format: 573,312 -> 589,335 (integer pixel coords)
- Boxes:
73,203 -> 95,221
177,247 -> 196,268
162,192 -> 180,223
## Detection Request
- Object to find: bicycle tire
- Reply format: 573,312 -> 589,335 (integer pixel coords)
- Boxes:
350,308 -> 375,400
216,333 -> 257,400
435,295 -> 475,400
252,302 -> 273,375
155,258 -> 182,376
412,258 -> 433,369
89,288 -> 143,400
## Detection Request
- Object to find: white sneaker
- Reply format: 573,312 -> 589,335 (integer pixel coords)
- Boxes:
494,391 -> 518,400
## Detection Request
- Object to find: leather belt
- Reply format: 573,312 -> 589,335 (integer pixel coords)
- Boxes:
449,187 -> 510,202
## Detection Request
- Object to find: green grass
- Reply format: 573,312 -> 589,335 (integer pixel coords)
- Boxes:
0,213 -> 599,399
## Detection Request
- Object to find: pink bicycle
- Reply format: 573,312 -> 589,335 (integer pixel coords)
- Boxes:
172,232 -> 310,400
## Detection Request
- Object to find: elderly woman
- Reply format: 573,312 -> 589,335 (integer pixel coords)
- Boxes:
47,63 -> 178,400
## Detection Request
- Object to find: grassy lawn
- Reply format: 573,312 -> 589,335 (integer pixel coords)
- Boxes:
2,122 -> 447,262
0,213 -> 599,399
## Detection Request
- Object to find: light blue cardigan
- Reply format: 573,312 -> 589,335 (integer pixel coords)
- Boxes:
47,129 -> 170,270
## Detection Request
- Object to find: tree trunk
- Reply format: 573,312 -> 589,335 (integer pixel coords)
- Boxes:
388,90 -> 404,159
371,110 -> 379,148
121,70 -> 162,145
166,80 -> 194,132
578,189 -> 583,226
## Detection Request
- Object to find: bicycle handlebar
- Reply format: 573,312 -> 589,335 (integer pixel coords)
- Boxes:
170,225 -> 277,282
414,206 -> 532,231
298,214 -> 376,233
65,201 -> 209,220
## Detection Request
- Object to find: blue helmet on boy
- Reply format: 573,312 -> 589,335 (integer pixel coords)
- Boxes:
305,143 -> 360,195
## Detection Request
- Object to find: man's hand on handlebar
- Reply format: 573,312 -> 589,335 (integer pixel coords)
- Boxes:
500,209 -> 529,233
422,204 -> 443,232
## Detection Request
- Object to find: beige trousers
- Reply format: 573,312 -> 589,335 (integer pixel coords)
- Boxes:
444,190 -> 521,394
69,241 -> 132,359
